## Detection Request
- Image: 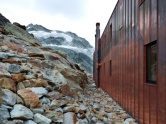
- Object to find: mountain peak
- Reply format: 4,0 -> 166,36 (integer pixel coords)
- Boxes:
27,23 -> 51,32
26,23 -> 94,73
0,13 -> 11,26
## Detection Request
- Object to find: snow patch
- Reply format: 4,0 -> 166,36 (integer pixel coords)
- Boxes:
29,31 -> 73,42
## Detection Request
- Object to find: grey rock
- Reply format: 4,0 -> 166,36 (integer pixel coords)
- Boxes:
103,117 -> 108,123
16,95 -> 24,104
32,108 -> 44,114
1,46 -> 9,51
0,89 -> 17,106
0,104 -> 13,109
76,118 -> 88,124
0,107 -> 10,122
29,87 -> 48,98
44,111 -> 63,123
46,91 -> 63,100
0,52 -> 9,59
80,104 -> 88,111
2,120 -> 14,124
53,107 -> 63,113
17,82 -> 25,90
63,112 -> 76,124
93,105 -> 100,111
0,68 -> 11,77
13,120 -> 24,124
50,100 -> 67,110
10,104 -> 33,120
123,118 -> 135,124
40,97 -> 50,105
63,106 -> 75,113
90,117 -> 98,123
24,120 -> 37,124
7,64 -> 20,73
34,113 -> 51,124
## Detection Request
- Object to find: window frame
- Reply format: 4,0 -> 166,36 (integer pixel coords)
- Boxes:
146,41 -> 157,85
110,60 -> 112,77
104,63 -> 105,75
104,34 -> 106,47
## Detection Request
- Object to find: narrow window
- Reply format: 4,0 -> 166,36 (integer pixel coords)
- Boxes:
110,24 -> 112,42
146,41 -> 157,84
110,60 -> 112,76
104,63 -> 105,74
119,4 -> 123,29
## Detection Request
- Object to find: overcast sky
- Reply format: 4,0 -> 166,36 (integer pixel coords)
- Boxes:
0,0 -> 118,47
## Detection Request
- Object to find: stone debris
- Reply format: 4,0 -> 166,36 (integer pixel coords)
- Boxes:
10,104 -> 33,120
34,113 -> 51,124
0,29 -> 138,123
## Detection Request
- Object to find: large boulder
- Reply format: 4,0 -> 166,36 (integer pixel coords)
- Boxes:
0,68 -> 11,78
0,43 -> 24,53
0,78 -> 16,92
61,84 -> 78,98
46,91 -> 62,100
17,88 -> 41,108
4,23 -> 41,46
10,104 -> 33,120
57,66 -> 87,91
29,87 -> 48,98
34,113 -> 51,124
44,111 -> 63,123
25,120 -> 37,124
7,64 -> 21,74
63,112 -> 77,124
50,100 -> 67,110
11,73 -> 24,83
0,107 -> 10,122
0,89 -> 16,106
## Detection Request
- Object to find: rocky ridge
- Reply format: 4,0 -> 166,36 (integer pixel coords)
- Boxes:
26,24 -> 94,74
0,13 -> 137,124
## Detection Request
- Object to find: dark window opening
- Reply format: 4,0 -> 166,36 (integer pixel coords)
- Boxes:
146,41 -> 157,84
110,24 -> 112,42
104,63 -> 105,74
104,34 -> 106,46
110,60 -> 112,76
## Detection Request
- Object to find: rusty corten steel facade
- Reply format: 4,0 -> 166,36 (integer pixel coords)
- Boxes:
93,0 -> 166,124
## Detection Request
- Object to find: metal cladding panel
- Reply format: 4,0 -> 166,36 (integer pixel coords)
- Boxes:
144,85 -> 150,124
150,86 -> 157,124
134,0 -> 139,120
139,3 -> 144,123
158,0 -> 166,123
151,0 -> 157,42
93,0 -> 166,123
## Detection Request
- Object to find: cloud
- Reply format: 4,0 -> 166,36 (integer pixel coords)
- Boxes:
0,0 -> 118,47
33,0 -> 89,20
1,0 -> 89,20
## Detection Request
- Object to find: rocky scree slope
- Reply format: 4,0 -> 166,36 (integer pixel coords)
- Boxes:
0,13 -> 137,124
27,24 -> 94,74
